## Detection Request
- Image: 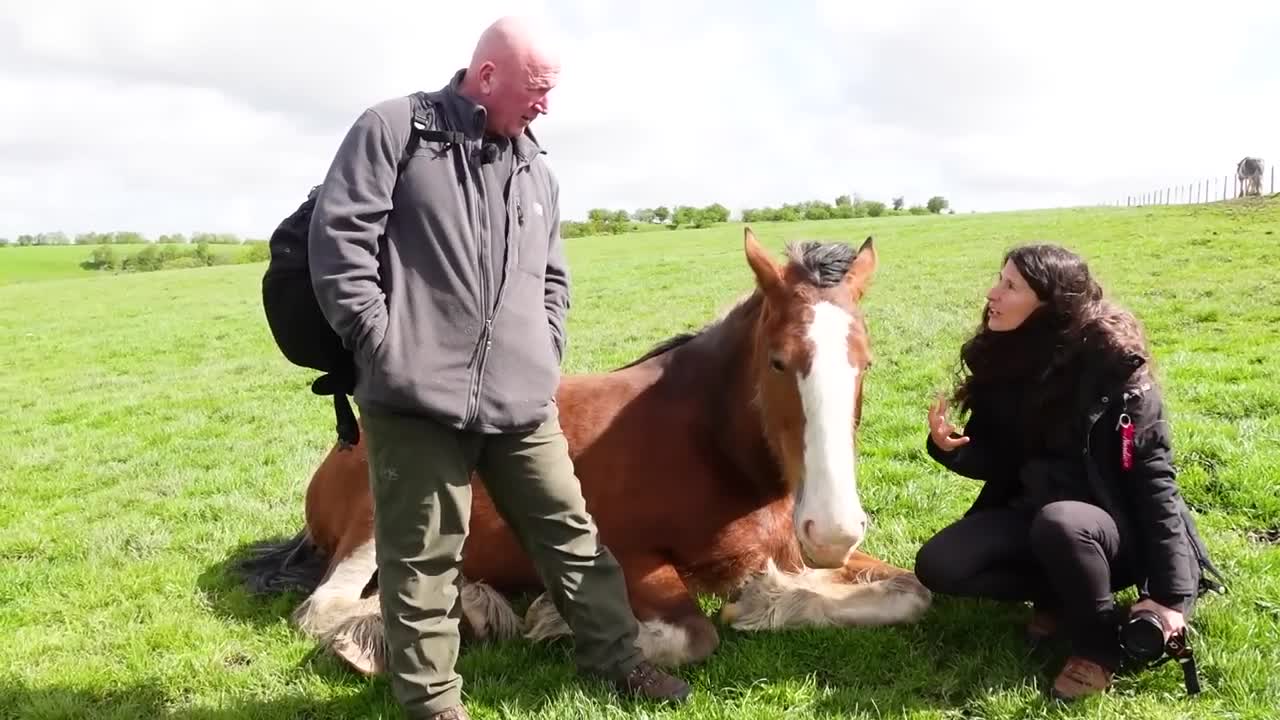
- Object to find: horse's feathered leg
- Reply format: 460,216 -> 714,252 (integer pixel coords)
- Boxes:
320,575 -> 522,676
524,554 -> 720,668
291,538 -> 381,671
719,552 -> 931,631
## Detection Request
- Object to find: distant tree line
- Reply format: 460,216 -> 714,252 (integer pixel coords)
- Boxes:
81,241 -> 269,273
744,194 -> 950,222
1,193 -> 954,249
0,231 -> 253,246
559,194 -> 951,238
0,230 -> 271,274
561,203 -> 732,237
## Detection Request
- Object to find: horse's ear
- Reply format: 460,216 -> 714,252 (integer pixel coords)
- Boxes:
744,227 -> 783,298
842,236 -> 877,301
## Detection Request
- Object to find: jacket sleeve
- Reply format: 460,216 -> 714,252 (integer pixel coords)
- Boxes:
543,174 -> 570,364
308,107 -> 398,366
925,407 -> 1013,483
1123,393 -> 1197,607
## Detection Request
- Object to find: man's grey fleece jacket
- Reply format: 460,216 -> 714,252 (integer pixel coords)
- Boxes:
307,71 -> 570,434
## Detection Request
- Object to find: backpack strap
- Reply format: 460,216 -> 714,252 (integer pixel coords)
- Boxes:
312,371 -> 359,449
400,91 -> 465,171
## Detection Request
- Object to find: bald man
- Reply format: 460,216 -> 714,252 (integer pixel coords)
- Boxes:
307,15 -> 691,720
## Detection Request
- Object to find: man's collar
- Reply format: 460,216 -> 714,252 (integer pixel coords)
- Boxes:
444,68 -> 488,138
442,68 -> 547,161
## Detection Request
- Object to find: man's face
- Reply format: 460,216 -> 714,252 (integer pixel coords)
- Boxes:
483,56 -> 558,138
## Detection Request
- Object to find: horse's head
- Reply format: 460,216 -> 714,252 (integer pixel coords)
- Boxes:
743,226 -> 876,567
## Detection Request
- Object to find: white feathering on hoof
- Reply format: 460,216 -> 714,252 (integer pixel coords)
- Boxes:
329,608 -> 387,676
460,579 -> 522,641
522,592 -> 572,642
291,539 -> 379,644
634,620 -> 696,667
522,593 -> 708,668
719,558 -> 932,631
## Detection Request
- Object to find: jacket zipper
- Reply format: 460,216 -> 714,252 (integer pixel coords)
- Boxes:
463,141 -> 488,426
463,148 -> 529,427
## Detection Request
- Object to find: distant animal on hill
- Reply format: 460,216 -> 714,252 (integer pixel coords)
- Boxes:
1237,157 -> 1264,197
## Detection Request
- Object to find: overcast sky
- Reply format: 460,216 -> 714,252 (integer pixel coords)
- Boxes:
2,0 -> 1277,239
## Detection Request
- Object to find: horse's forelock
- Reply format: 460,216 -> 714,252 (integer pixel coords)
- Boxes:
784,241 -> 857,289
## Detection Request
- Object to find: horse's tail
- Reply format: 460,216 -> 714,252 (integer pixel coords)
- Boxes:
233,528 -> 329,596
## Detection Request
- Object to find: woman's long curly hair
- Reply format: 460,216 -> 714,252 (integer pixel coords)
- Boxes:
950,243 -> 1153,451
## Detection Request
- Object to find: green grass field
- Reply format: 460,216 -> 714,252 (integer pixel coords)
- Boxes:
2,199 -> 1279,719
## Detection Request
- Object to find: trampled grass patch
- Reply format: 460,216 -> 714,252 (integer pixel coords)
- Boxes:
2,198 -> 1279,718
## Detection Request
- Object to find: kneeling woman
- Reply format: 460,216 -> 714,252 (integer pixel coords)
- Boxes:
915,243 -> 1223,701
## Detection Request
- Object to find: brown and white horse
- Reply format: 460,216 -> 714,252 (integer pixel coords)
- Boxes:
237,227 -> 931,674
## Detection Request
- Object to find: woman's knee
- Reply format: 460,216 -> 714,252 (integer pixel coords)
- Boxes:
1029,501 -> 1114,554
913,533 -> 963,593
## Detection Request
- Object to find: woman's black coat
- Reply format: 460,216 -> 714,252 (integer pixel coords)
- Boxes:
926,350 -> 1225,611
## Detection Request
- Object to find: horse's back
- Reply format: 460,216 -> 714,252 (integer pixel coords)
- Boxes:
305,439 -> 375,558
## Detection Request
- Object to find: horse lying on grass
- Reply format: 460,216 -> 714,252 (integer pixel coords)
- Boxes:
237,227 -> 931,675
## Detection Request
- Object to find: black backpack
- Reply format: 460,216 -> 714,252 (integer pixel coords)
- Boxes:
261,91 -> 463,448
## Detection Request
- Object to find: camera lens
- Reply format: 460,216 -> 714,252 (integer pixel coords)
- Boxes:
1121,613 -> 1166,661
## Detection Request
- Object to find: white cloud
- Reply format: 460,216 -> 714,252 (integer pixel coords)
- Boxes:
1,0 -> 1277,239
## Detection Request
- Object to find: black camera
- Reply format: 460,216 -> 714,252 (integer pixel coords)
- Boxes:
1120,609 -> 1168,662
1118,608 -> 1201,695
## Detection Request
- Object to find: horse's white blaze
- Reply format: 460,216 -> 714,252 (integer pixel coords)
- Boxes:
794,300 -> 867,567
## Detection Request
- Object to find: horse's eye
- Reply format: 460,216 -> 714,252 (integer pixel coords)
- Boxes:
769,355 -> 786,373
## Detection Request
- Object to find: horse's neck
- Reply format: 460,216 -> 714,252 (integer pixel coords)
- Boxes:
720,359 -> 785,498
698,308 -> 787,497
631,294 -> 786,497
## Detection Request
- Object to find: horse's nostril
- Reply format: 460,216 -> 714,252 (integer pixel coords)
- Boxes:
803,519 -> 816,544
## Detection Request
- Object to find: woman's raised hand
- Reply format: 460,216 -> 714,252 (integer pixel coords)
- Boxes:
929,393 -> 970,452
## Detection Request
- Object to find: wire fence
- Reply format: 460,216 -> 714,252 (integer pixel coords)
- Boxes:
1123,165 -> 1275,206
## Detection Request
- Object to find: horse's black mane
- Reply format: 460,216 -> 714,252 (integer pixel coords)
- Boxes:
613,240 -> 858,371
615,331 -> 701,370
784,240 -> 857,288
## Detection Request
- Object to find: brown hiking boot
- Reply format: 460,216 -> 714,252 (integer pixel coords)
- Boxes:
425,706 -> 470,720
1050,656 -> 1113,701
613,661 -> 692,704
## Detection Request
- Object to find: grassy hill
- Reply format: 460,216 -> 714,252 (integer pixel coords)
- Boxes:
2,199 -> 1278,719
